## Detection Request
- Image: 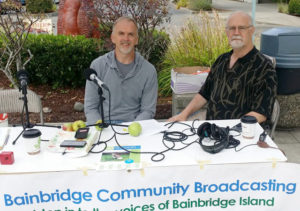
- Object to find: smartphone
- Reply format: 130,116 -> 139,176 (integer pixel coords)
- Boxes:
60,140 -> 87,148
75,127 -> 89,139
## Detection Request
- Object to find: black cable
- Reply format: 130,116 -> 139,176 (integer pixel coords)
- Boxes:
89,129 -> 115,153
106,88 -> 128,135
111,121 -> 201,162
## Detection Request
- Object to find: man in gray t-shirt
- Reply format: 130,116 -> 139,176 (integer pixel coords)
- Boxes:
84,17 -> 158,125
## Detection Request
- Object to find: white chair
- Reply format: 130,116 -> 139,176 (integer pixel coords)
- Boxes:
0,89 -> 44,124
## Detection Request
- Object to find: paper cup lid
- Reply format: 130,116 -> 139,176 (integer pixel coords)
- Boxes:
241,115 -> 257,124
22,129 -> 41,138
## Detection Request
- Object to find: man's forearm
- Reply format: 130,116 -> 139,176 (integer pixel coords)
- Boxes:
180,94 -> 207,119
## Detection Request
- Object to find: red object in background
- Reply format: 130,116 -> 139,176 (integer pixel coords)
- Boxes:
57,0 -> 100,38
0,113 -> 8,121
0,151 -> 14,165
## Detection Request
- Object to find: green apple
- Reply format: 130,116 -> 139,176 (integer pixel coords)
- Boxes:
95,119 -> 103,131
72,120 -> 86,131
62,122 -> 73,131
128,122 -> 142,137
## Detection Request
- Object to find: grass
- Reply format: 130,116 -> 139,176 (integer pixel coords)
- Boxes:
158,10 -> 231,97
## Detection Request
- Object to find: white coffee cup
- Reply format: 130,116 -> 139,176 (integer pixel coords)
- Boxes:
22,129 -> 41,155
241,115 -> 257,139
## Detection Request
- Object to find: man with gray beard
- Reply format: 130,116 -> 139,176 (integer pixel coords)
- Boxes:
169,11 -> 277,124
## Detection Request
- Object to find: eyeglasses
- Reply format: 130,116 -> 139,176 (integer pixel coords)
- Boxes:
226,25 -> 253,32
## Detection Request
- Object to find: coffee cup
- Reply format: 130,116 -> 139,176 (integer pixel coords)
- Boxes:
22,129 -> 41,155
241,115 -> 257,139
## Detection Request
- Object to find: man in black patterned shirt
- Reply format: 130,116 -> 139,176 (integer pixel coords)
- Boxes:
169,11 -> 277,123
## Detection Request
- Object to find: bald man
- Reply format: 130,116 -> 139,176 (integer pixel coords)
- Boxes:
84,17 -> 158,125
169,11 -> 277,124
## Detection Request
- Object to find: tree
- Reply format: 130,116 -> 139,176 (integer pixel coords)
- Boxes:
0,0 -> 40,87
92,0 -> 170,60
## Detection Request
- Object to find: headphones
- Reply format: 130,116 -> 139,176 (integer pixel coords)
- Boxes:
197,122 -> 232,154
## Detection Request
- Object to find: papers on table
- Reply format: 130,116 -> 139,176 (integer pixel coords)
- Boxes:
121,119 -> 167,137
47,129 -> 98,157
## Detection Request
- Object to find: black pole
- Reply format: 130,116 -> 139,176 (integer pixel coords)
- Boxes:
22,87 -> 31,129
98,86 -> 109,129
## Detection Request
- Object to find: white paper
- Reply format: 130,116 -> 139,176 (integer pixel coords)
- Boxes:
133,119 -> 167,137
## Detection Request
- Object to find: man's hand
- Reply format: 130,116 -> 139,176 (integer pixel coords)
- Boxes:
168,113 -> 187,122
168,93 -> 207,122
245,111 -> 267,123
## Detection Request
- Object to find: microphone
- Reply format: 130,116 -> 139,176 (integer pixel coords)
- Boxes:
17,70 -> 28,89
84,68 -> 108,90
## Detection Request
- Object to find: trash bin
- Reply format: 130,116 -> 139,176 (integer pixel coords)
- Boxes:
260,27 -> 300,95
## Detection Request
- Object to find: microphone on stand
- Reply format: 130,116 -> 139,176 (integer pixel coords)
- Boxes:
84,68 -> 108,90
17,70 -> 28,94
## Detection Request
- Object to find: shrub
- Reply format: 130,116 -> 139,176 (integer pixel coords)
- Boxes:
188,0 -> 212,11
176,0 -> 188,9
26,0 -> 54,13
143,30 -> 170,71
23,34 -> 102,88
289,0 -> 300,14
158,11 -> 231,97
278,2 -> 289,13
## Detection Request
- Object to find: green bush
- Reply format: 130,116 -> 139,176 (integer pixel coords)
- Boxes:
23,34 -> 102,88
188,0 -> 212,11
288,0 -> 300,14
146,31 -> 170,72
278,2 -> 289,13
26,0 -> 54,13
158,11 -> 231,97
176,0 -> 188,9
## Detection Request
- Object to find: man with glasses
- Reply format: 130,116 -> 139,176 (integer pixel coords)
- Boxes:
169,11 -> 277,124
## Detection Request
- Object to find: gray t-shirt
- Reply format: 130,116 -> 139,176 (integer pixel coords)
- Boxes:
116,59 -> 135,78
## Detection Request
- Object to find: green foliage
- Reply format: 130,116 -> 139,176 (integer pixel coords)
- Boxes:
188,0 -> 212,11
26,0 -> 54,13
23,34 -> 102,88
144,30 -> 170,71
278,2 -> 289,13
289,0 -> 300,14
158,11 -> 231,97
176,0 -> 188,9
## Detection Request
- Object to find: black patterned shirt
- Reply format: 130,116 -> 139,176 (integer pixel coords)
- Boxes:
199,47 -> 277,121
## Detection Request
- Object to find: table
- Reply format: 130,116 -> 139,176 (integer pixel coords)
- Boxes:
1,119 -> 299,211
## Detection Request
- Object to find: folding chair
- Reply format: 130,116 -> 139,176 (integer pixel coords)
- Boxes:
0,89 -> 44,124
268,99 -> 280,140
263,54 -> 279,139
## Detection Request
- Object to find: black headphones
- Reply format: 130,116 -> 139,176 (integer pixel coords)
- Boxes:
197,122 -> 234,154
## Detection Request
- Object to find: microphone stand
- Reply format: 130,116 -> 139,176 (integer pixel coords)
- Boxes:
12,85 -> 61,145
98,86 -> 109,129
86,86 -> 129,129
